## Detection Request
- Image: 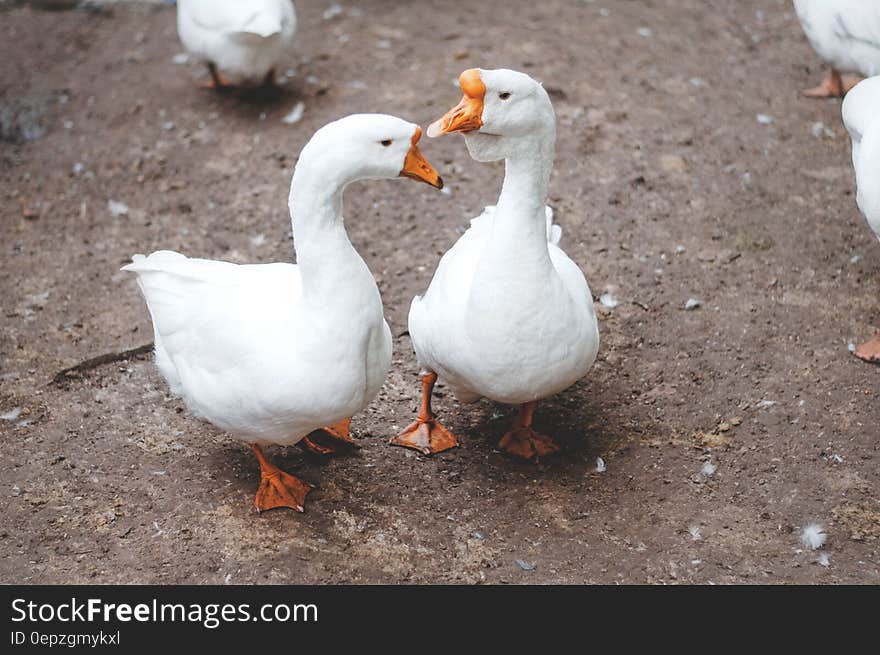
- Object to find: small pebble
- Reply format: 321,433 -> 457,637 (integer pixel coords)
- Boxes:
756,113 -> 774,125
595,456 -> 606,473
515,559 -> 535,571
701,461 -> 716,476
281,102 -> 305,125
684,298 -> 701,310
322,3 -> 343,20
107,200 -> 129,217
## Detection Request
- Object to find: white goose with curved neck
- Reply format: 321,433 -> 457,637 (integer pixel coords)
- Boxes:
121,114 -> 434,447
409,70 -> 599,406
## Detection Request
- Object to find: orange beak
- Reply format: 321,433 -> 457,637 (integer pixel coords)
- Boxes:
427,68 -> 486,137
399,126 -> 443,189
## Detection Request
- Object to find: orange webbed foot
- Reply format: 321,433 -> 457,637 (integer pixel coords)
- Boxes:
498,401 -> 559,460
802,69 -> 848,98
391,417 -> 458,455
498,426 -> 560,460
251,444 -> 313,513
199,63 -> 232,90
300,418 -> 358,455
391,372 -> 458,455
854,334 -> 880,364
255,468 -> 313,513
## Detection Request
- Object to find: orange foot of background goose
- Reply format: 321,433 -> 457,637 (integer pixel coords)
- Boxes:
199,62 -> 231,90
251,443 -> 313,512
802,68 -> 861,98
854,334 -> 880,364
300,417 -> 357,455
391,372 -> 458,455
498,401 -> 560,460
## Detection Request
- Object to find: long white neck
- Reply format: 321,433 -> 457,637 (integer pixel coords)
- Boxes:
481,130 -> 556,272
288,165 -> 371,305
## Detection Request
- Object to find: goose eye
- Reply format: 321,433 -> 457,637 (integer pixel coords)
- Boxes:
499,92 -> 511,101
380,139 -> 393,147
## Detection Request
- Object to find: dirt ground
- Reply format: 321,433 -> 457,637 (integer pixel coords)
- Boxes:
1,0 -> 878,585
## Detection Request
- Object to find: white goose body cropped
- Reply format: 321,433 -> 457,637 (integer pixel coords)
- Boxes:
842,75 -> 880,242
842,76 -> 880,362
395,69 -> 598,459
177,0 -> 296,83
122,114 -> 442,511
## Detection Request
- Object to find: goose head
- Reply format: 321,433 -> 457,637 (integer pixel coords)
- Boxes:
427,68 -> 555,162
294,114 -> 443,191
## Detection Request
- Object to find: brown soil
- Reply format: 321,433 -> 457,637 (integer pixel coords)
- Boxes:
1,0 -> 878,584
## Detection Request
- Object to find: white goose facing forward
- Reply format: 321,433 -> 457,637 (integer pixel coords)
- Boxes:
123,114 -> 442,512
394,68 -> 600,459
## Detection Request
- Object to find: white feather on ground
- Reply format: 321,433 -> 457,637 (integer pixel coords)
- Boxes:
801,522 -> 827,550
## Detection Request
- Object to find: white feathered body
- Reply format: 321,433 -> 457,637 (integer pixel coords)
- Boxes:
794,0 -> 880,77
123,250 -> 391,446
177,0 -> 296,82
409,206 -> 599,405
842,75 -> 880,241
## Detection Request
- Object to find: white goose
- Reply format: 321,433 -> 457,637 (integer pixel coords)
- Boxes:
177,0 -> 297,88
793,0 -> 880,97
393,68 -> 599,460
842,75 -> 880,362
123,115 -> 442,512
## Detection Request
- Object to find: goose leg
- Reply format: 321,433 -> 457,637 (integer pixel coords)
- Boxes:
802,68 -> 846,98
854,333 -> 880,364
199,62 -> 231,90
300,418 -> 357,455
251,444 -> 313,513
498,401 -> 559,460
391,372 -> 458,454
